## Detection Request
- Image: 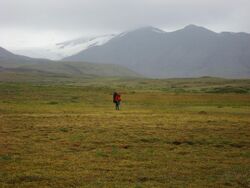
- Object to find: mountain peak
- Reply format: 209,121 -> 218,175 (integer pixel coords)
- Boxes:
135,26 -> 165,33
182,24 -> 215,33
115,26 -> 165,39
184,24 -> 201,29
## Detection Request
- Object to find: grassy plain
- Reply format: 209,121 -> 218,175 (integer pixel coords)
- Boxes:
0,77 -> 250,187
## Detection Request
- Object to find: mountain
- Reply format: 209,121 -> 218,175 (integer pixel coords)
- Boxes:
12,34 -> 116,60
0,46 -> 140,78
0,46 -> 16,58
63,25 -> 250,78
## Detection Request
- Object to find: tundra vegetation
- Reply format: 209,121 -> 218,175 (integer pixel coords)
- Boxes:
0,76 -> 250,187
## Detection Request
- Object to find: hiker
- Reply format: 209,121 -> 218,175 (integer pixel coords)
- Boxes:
113,92 -> 121,110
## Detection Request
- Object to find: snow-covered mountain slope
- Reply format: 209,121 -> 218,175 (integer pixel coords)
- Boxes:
11,27 -> 164,60
55,34 -> 116,57
12,34 -> 116,60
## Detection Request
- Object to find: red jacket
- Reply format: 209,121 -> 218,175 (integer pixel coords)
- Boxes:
115,94 -> 121,102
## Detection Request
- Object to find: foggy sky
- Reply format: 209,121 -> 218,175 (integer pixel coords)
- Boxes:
1,0 -> 250,49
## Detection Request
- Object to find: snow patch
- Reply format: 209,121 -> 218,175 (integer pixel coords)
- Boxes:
51,34 -> 116,59
117,32 -> 128,38
12,34 -> 117,60
151,28 -> 165,33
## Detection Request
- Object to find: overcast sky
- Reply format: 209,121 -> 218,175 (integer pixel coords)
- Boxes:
1,0 -> 250,49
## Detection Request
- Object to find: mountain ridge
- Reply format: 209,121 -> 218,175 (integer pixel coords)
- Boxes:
63,25 -> 250,78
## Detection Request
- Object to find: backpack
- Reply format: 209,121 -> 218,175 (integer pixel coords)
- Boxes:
113,92 -> 117,103
116,94 -> 121,101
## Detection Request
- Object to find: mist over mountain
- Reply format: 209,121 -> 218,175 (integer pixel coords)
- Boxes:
63,25 -> 250,78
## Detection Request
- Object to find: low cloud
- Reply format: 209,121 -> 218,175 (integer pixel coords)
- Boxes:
1,0 -> 249,48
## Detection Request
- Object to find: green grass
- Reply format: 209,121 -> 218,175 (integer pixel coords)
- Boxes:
0,78 -> 250,187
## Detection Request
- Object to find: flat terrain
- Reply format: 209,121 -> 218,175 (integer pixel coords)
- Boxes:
0,78 -> 250,187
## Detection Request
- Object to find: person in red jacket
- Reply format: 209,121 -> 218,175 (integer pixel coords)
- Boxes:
113,92 -> 121,110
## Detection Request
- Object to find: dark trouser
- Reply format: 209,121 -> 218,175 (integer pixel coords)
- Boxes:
115,101 -> 120,110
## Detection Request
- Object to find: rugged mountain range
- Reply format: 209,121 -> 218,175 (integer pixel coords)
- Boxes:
63,25 -> 250,78
0,47 -> 139,77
